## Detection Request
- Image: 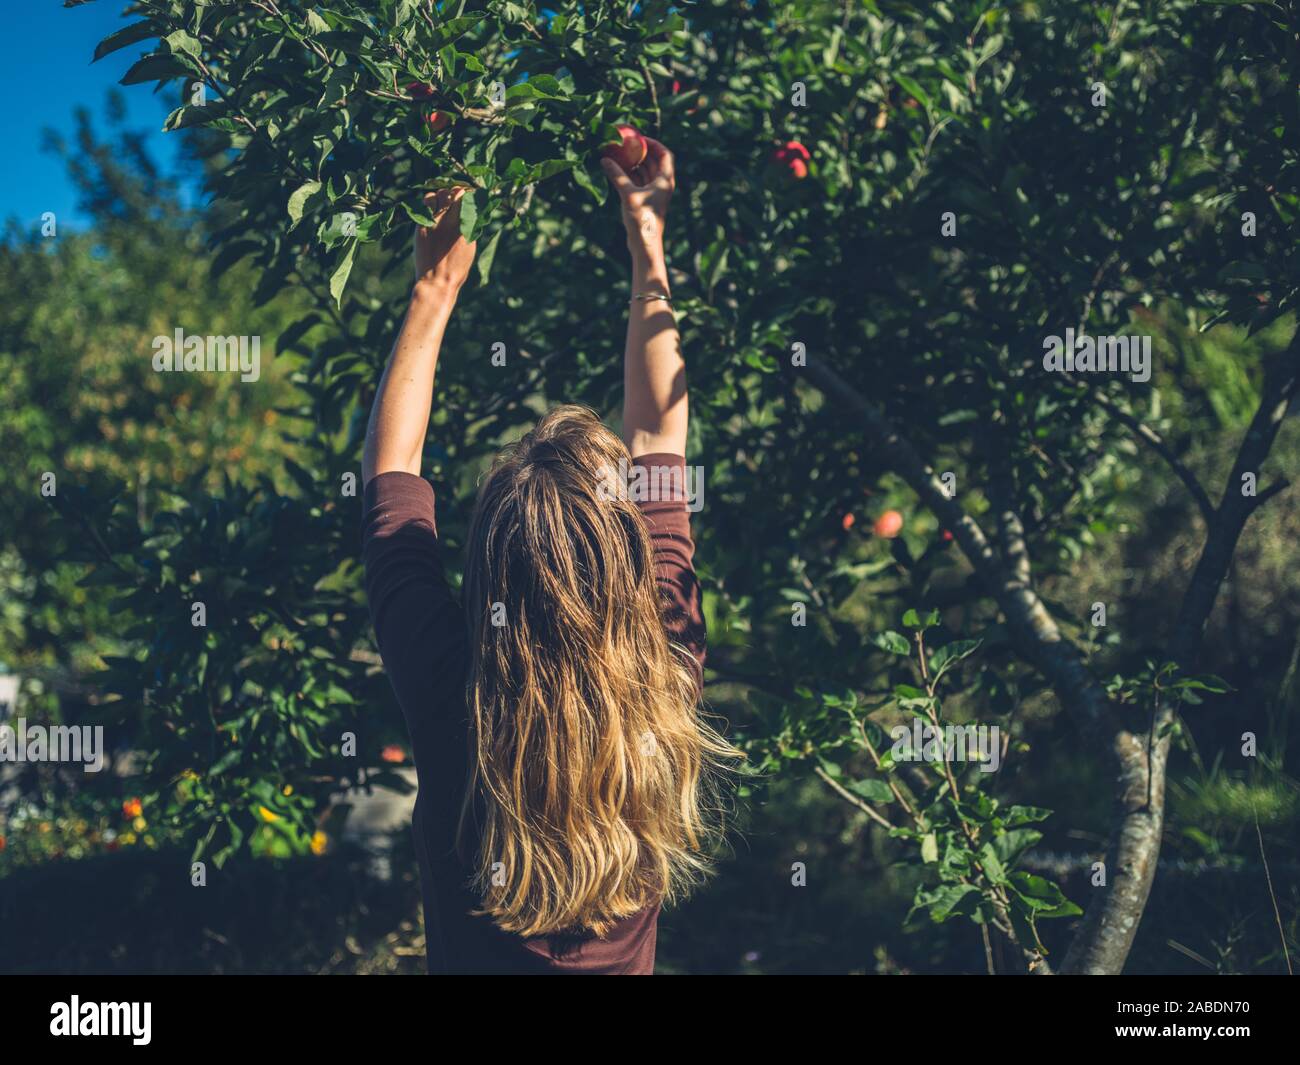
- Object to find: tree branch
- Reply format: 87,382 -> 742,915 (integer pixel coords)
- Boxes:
1066,374 -> 1218,525
987,424 -> 1033,586
802,358 -> 1115,743
814,765 -> 893,830
1170,328 -> 1300,664
1063,326 -> 1300,975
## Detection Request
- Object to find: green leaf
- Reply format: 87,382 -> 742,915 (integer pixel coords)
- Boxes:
848,777 -> 895,804
817,757 -> 842,778
165,30 -> 202,59
402,200 -> 438,227
525,159 -> 573,184
93,20 -> 157,63
329,240 -> 358,308
209,239 -> 260,281
120,53 -> 194,85
439,44 -> 458,79
458,189 -> 480,240
1004,805 -> 1053,827
571,162 -> 607,204
287,180 -> 322,226
525,73 -> 569,99
978,842 -> 1008,884
1009,872 -> 1083,917
1217,260 -> 1269,284
1170,673 -> 1232,694
929,638 -> 982,675
903,608 -> 940,630
1007,898 -> 1045,953
475,228 -> 503,286
210,750 -> 241,775
506,76 -> 568,102
275,315 -> 320,355
920,832 -> 939,863
992,828 -> 1042,868
428,14 -> 479,48
893,74 -> 932,115
875,630 -> 911,656
922,883 -> 981,922
163,104 -> 223,132
699,235 -> 729,297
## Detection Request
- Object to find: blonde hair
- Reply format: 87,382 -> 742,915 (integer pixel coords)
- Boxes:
458,405 -> 739,937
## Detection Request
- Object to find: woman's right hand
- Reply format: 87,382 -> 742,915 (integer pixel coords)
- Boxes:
414,187 -> 477,292
600,137 -> 674,259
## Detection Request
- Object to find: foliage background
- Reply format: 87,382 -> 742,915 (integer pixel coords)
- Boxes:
1,0 -> 1297,974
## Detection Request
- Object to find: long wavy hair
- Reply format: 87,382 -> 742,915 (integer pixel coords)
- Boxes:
457,405 -> 739,937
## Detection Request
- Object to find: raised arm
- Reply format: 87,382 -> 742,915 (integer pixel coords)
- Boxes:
362,188 -> 477,487
601,137 -> 687,459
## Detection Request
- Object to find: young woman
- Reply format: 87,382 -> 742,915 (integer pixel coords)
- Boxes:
360,138 -> 737,974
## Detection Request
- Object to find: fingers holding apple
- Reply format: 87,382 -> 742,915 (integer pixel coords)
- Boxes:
413,186 -> 477,290
599,124 -> 674,252
640,135 -> 676,189
602,124 -> 648,173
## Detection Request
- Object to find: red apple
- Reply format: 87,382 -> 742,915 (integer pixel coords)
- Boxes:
873,510 -> 904,538
404,83 -> 450,131
602,124 -> 648,171
771,140 -> 811,180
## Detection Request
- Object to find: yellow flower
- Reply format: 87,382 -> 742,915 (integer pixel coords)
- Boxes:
282,785 -> 293,797
133,816 -> 147,832
257,805 -> 280,823
121,832 -> 137,845
310,831 -> 328,856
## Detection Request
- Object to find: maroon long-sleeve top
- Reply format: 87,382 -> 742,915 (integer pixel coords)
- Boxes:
361,452 -> 706,974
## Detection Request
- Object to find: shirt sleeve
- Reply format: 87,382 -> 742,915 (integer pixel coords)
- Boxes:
631,453 -> 707,695
360,471 -> 468,753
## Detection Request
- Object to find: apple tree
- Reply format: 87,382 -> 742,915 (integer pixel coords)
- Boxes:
67,0 -> 1298,972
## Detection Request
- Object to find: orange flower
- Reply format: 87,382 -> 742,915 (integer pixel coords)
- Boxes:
122,798 -> 143,819
381,744 -> 407,764
310,831 -> 328,856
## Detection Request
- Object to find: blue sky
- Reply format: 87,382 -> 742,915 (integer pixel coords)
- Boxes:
1,3 -> 191,231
